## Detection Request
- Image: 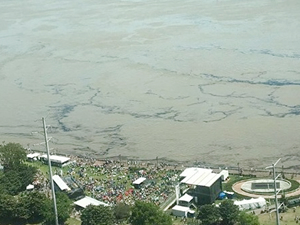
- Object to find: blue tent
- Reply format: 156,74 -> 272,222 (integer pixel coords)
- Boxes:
218,192 -> 226,200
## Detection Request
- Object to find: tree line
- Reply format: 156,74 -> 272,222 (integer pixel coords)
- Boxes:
80,198 -> 260,225
0,142 -> 72,224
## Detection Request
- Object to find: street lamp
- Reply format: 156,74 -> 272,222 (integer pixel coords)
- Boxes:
42,117 -> 59,225
266,158 -> 281,225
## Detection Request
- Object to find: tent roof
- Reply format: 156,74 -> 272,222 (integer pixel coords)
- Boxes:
27,153 -> 40,159
133,177 -> 146,185
180,168 -> 212,178
172,205 -> 195,213
41,154 -> 70,164
74,196 -> 108,209
234,197 -> 266,210
234,197 -> 266,205
219,170 -> 229,178
26,184 -> 34,190
179,194 -> 193,203
53,175 -> 71,191
181,169 -> 221,187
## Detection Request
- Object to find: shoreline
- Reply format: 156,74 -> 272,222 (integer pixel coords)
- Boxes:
27,146 -> 300,176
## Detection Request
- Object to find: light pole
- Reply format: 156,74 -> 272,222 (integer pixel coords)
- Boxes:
42,117 -> 59,225
266,158 -> 281,225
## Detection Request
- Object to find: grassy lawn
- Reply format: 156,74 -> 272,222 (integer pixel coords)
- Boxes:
66,217 -> 81,225
22,163 -> 300,225
258,207 -> 300,225
171,207 -> 300,225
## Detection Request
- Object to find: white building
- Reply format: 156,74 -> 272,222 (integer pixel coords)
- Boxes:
180,167 -> 222,205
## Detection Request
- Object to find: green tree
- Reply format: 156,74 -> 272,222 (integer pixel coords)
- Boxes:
0,170 -> 22,195
81,205 -> 114,225
219,200 -> 240,225
43,192 -> 72,225
237,211 -> 260,225
130,201 -> 172,225
18,191 -> 49,224
0,194 -> 18,223
0,142 -> 26,171
0,142 -> 37,195
0,162 -> 37,195
114,202 -> 131,221
197,204 -> 220,225
17,164 -> 38,191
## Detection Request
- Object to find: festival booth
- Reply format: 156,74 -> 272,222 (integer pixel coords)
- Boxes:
74,196 -> 109,209
172,205 -> 195,218
133,177 -> 146,189
26,184 -> 34,191
219,170 -> 229,181
40,154 -> 70,167
53,175 -> 71,192
178,194 -> 194,207
27,153 -> 40,161
234,197 -> 266,210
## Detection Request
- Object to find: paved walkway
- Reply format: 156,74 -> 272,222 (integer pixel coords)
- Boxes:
232,180 -> 300,199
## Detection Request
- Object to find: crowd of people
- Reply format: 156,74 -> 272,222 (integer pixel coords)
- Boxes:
63,156 -> 182,206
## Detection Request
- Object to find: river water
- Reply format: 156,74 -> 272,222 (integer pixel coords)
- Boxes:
0,0 -> 300,169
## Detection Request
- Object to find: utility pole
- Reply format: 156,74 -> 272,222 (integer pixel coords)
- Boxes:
266,158 -> 281,225
42,117 -> 59,225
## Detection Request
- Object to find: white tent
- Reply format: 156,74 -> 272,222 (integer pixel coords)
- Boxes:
172,205 -> 195,217
133,177 -> 146,188
133,177 -> 146,185
26,184 -> 34,190
179,194 -> 194,203
74,196 -> 108,209
40,154 -> 70,165
180,168 -> 212,178
27,153 -> 40,160
234,197 -> 266,210
53,175 -> 71,191
219,170 -> 229,181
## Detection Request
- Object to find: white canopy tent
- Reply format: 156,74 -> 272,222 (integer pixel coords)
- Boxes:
26,184 -> 34,190
180,168 -> 212,178
40,154 -> 70,165
27,153 -> 40,160
172,205 -> 195,217
234,197 -> 266,210
219,170 -> 229,181
133,177 -> 146,185
74,196 -> 109,209
179,194 -> 194,203
53,175 -> 71,191
133,177 -> 146,189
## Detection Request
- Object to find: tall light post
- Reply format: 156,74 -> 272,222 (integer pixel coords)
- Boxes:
42,117 -> 59,225
266,158 -> 281,225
